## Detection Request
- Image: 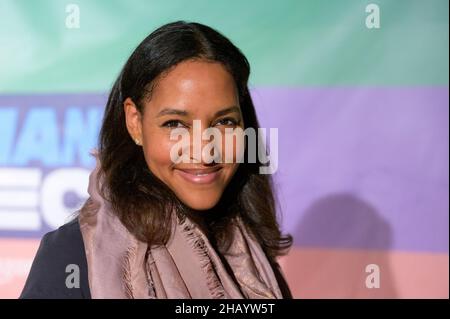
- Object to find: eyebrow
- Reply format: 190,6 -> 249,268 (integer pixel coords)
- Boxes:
156,106 -> 240,118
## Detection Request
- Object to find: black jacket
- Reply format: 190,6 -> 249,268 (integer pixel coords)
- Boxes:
20,218 -> 91,299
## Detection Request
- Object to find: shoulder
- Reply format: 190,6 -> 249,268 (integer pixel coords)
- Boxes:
20,217 -> 91,299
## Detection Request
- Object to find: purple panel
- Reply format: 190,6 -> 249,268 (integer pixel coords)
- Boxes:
0,88 -> 448,253
251,87 -> 449,253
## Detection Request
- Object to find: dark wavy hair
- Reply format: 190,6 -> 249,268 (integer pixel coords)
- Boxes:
97,21 -> 292,261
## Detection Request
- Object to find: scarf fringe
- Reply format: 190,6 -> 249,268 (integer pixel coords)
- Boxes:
179,218 -> 226,299
145,250 -> 157,298
123,244 -> 137,299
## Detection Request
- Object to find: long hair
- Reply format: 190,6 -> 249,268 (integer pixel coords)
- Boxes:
97,21 -> 292,261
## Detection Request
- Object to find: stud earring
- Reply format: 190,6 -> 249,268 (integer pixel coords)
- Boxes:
134,138 -> 141,146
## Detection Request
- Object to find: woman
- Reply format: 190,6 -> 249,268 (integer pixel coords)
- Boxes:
20,21 -> 292,299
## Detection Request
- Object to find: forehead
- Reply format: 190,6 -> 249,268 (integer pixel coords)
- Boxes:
144,59 -> 239,116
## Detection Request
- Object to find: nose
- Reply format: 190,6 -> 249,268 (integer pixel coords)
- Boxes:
187,119 -> 223,164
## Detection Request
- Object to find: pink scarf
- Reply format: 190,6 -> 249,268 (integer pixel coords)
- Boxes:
78,158 -> 286,299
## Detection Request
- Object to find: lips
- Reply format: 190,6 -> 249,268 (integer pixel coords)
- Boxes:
174,166 -> 222,184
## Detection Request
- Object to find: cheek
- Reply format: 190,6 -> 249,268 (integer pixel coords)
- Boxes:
218,153 -> 240,181
141,131 -> 175,175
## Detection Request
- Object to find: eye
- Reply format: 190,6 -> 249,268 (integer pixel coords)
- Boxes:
161,120 -> 187,128
215,117 -> 240,127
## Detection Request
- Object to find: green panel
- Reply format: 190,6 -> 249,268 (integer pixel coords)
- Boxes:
0,0 -> 448,93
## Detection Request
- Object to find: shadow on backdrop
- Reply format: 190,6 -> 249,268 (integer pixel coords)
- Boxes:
283,193 -> 398,298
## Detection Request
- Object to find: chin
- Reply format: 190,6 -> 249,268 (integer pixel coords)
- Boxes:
178,192 -> 222,211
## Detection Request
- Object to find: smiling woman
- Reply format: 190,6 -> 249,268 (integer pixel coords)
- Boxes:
123,59 -> 243,211
20,21 -> 292,299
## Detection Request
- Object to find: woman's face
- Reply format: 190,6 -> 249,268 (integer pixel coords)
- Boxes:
124,59 -> 243,210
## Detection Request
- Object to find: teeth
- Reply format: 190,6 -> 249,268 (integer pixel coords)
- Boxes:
195,173 -> 209,176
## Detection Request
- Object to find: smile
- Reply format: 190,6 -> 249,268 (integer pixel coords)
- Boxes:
174,167 -> 222,185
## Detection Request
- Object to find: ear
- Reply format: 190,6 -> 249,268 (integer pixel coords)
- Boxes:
124,97 -> 143,145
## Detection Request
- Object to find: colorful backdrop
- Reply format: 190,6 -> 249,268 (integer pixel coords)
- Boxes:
0,0 -> 448,298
